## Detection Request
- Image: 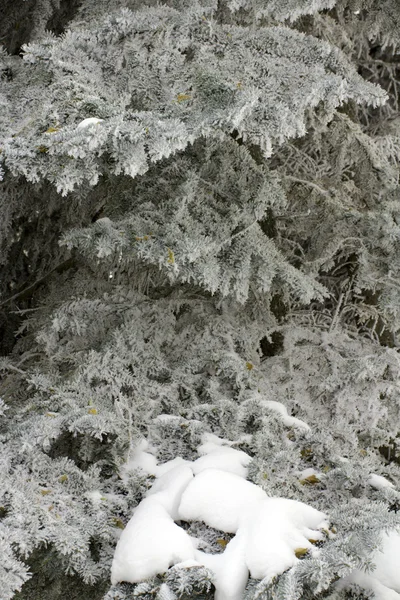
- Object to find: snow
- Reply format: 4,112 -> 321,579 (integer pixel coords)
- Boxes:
179,469 -> 265,533
193,446 -> 251,478
157,583 -> 176,600
154,414 -> 183,423
111,425 -> 400,600
241,498 -> 327,581
196,534 -> 249,600
261,400 -> 310,430
121,441 -> 192,481
371,531 -> 400,592
298,467 -> 322,484
85,490 -> 103,505
147,465 -> 193,520
76,117 -> 104,129
111,435 -> 329,600
171,559 -> 203,569
336,531 -> 400,599
120,440 -> 158,478
93,217 -> 111,225
368,473 -> 395,490
338,571 -> 400,600
199,432 -> 235,449
110,497 -> 195,585
299,468 -> 319,479
179,466 -> 326,600
156,456 -> 190,477
192,497 -> 327,600
189,494 -> 326,599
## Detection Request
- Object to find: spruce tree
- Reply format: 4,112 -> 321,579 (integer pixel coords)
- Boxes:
1,1 -> 400,599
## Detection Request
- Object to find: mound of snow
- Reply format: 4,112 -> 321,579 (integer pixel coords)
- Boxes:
179,469 -> 266,533
192,496 -> 327,600
337,531 -> 400,600
120,439 -> 158,479
368,473 -> 395,490
261,400 -> 310,430
112,432 -> 329,600
193,446 -> 252,478
241,497 -> 327,581
76,117 -> 104,129
111,497 -> 195,585
196,533 -> 249,600
372,531 -> 400,592
147,465 -> 193,519
156,456 -> 190,477
198,432 -> 235,452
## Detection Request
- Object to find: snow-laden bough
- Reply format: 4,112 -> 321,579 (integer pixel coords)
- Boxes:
111,433 -> 328,600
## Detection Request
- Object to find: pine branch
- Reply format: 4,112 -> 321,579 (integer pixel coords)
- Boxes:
0,256 -> 76,309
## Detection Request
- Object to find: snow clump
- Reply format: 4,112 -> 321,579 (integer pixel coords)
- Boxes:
111,431 -> 328,600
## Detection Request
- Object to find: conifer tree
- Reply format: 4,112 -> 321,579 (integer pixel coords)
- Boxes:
1,1 -> 400,599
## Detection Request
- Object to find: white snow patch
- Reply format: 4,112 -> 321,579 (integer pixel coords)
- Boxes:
154,414 -> 183,423
171,559 -> 203,570
179,469 -> 265,533
241,497 -> 327,581
158,583 -> 176,600
85,490 -> 103,505
190,494 -> 326,600
368,474 -> 395,490
193,446 -> 251,478
299,468 -> 318,479
156,456 -> 190,477
93,217 -> 111,225
338,571 -> 400,600
111,436 -> 330,600
196,534 -> 249,600
337,531 -> 400,599
147,465 -> 193,520
201,432 -> 235,446
111,497 -> 195,585
298,468 -> 322,483
120,440 -> 158,479
372,531 -> 400,592
198,433 -> 235,455
261,400 -> 310,430
76,117 -> 104,129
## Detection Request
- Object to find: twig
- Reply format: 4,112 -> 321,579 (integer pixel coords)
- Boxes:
0,363 -> 26,375
0,256 -> 75,309
283,175 -> 331,197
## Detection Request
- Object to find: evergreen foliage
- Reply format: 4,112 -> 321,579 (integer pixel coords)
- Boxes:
1,0 -> 400,599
